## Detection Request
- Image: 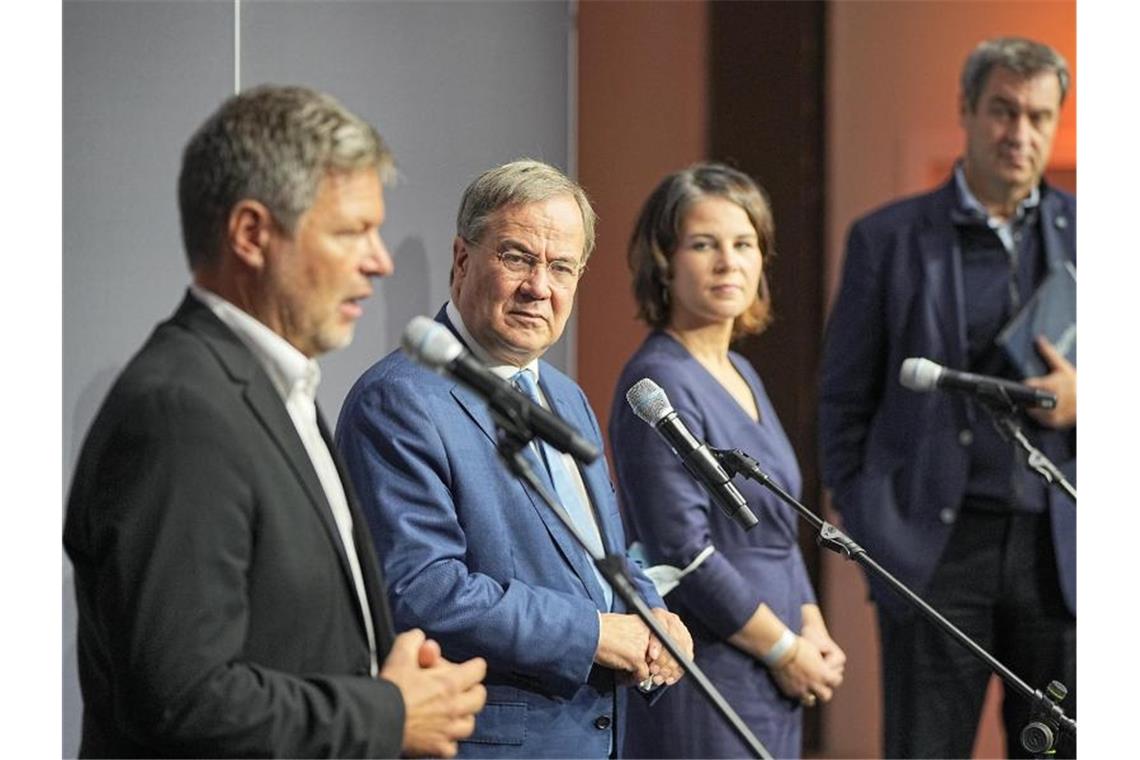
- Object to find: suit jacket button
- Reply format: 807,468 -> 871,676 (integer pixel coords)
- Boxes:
594,715 -> 612,730
958,429 -> 974,447
940,508 -> 957,525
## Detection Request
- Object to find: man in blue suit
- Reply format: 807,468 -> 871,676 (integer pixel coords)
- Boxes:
337,159 -> 692,758
820,38 -> 1075,758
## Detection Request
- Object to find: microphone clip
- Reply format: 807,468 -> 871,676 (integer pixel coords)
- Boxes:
712,448 -> 866,560
488,402 -> 537,462
970,382 -> 1035,416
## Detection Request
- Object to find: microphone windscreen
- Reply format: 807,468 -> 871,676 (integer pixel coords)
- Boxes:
899,357 -> 942,392
626,378 -> 673,425
402,316 -> 462,368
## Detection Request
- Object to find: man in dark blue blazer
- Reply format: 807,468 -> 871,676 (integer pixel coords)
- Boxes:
819,38 -> 1076,758
337,159 -> 693,758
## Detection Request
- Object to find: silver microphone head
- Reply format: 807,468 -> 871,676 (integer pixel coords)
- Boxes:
401,316 -> 463,370
626,378 -> 674,425
899,357 -> 943,392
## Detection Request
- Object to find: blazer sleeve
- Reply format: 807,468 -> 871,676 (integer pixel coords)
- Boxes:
67,385 -> 404,758
819,218 -> 890,499
611,366 -> 767,641
336,373 -> 602,697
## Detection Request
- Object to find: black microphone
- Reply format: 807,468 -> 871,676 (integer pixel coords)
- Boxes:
626,378 -> 758,531
401,316 -> 600,464
899,357 -> 1057,410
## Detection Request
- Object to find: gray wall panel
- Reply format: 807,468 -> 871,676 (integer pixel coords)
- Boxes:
62,1 -> 570,755
63,0 -> 234,494
240,0 -> 573,415
63,3 -> 234,756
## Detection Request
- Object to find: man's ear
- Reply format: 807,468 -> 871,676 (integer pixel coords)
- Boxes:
958,93 -> 971,127
226,200 -> 276,270
453,235 -> 470,269
450,235 -> 469,288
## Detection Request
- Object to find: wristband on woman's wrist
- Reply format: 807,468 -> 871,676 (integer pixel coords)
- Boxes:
760,627 -> 797,668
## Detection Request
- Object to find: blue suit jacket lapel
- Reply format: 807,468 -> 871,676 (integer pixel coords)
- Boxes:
540,373 -> 612,608
432,308 -> 609,609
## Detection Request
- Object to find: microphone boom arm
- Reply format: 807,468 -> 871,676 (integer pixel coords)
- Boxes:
711,446 -> 1076,753
488,413 -> 773,760
986,408 -> 1078,504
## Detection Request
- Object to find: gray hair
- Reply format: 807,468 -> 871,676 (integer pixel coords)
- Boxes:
961,37 -> 1070,111
456,159 -> 597,261
178,84 -> 395,271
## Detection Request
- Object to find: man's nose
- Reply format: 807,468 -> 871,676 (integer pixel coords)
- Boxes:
518,262 -> 553,298
1007,113 -> 1032,144
362,231 -> 394,278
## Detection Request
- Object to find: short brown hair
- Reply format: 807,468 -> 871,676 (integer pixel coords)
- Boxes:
628,162 -> 774,338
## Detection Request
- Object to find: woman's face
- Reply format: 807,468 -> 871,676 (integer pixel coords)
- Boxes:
667,196 -> 763,332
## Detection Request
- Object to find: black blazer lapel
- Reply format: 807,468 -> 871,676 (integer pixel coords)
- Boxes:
173,293 -> 361,612
920,181 -> 969,371
1039,187 -> 1075,271
320,411 -> 398,650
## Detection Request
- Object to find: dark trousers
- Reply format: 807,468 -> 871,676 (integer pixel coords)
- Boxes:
878,509 -> 1076,758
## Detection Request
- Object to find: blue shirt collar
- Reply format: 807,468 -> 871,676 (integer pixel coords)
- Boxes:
953,161 -> 1040,224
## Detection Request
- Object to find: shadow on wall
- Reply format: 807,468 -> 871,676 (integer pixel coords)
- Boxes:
386,236 -> 434,335
62,564 -> 82,758
318,233 -> 436,424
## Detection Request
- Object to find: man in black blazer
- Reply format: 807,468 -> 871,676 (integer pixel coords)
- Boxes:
64,85 -> 486,758
820,38 -> 1075,758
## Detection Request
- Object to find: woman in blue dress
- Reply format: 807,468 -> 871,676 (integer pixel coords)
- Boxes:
610,163 -> 845,759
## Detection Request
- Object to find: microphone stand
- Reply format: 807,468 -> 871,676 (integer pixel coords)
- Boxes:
489,406 -> 773,760
976,394 -> 1077,503
711,446 -> 1075,757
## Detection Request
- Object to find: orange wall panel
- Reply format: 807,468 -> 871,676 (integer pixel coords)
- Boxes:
576,0 -> 708,437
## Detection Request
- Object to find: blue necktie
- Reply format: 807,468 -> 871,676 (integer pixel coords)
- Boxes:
513,369 -> 613,610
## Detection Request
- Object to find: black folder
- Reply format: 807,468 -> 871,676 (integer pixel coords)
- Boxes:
995,262 -> 1076,379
